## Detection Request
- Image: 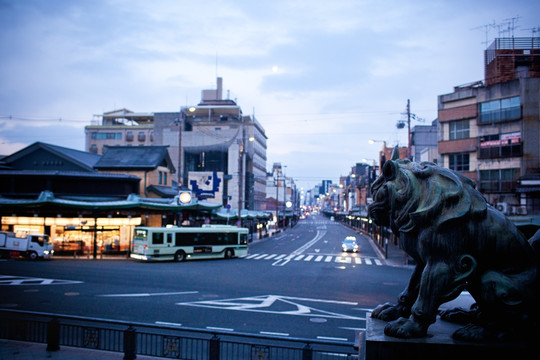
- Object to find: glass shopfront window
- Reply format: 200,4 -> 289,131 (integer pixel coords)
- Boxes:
1,216 -> 141,257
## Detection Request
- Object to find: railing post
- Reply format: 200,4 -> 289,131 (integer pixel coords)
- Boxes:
123,325 -> 137,360
302,343 -> 313,360
209,334 -> 220,360
46,318 -> 60,351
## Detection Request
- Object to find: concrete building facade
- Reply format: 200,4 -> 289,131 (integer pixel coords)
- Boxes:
438,37 -> 540,215
84,78 -> 268,211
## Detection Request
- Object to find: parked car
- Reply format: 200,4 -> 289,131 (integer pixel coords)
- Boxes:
341,236 -> 359,252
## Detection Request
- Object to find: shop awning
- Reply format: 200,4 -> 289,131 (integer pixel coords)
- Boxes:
0,191 -> 222,212
213,209 -> 272,220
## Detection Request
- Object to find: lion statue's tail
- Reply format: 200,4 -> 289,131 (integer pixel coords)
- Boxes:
530,229 -> 540,262
529,230 -> 540,294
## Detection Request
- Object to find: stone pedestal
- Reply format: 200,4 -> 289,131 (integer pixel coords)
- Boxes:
364,314 -> 535,360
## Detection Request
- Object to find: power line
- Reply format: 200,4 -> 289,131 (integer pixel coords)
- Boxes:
0,115 -> 90,124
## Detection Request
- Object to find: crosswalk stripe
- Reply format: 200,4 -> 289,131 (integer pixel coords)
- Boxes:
243,253 -> 383,265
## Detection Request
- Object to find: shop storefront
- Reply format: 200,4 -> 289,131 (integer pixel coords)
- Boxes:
1,216 -> 142,257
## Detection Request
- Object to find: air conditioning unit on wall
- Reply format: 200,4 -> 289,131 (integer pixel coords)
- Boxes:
515,206 -> 528,215
496,202 -> 509,214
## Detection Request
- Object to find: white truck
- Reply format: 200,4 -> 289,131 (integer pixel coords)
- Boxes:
0,231 -> 54,260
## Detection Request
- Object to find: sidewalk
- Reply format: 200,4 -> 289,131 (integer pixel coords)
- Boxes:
0,339 -> 161,360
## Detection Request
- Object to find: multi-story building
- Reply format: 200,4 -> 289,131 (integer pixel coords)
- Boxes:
410,120 -> 439,163
265,162 -> 297,226
85,77 -> 268,211
438,37 -> 540,215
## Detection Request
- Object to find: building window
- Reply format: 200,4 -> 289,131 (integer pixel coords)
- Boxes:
91,132 -> 122,140
126,131 -> 134,142
158,171 -> 167,185
479,96 -> 521,123
138,132 -> 146,142
449,120 -> 470,140
448,153 -> 469,172
479,168 -> 519,193
478,132 -> 522,159
89,144 -> 98,153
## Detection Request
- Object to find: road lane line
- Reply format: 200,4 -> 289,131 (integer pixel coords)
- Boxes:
314,255 -> 323,262
207,326 -> 234,332
304,255 -> 314,261
355,257 -> 362,264
264,254 -> 277,260
246,254 -> 259,259
274,254 -> 286,259
155,321 -> 182,327
255,254 -> 269,259
317,336 -> 348,342
260,331 -> 289,337
98,291 -> 198,297
325,256 -> 333,262
374,259 -> 382,265
365,258 -> 372,265
294,255 -> 305,261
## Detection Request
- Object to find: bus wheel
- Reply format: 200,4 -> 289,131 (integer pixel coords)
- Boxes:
224,249 -> 234,259
174,250 -> 186,262
28,251 -> 38,261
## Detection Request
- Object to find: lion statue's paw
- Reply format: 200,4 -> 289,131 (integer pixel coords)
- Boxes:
452,323 -> 493,342
371,302 -> 411,322
439,304 -> 479,325
384,317 -> 428,338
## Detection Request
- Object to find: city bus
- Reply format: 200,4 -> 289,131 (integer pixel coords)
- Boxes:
130,225 -> 249,261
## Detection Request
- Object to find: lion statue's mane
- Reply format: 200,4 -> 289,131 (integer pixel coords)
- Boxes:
368,153 -> 539,341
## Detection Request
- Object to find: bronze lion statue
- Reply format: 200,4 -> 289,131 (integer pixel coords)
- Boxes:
368,149 -> 540,341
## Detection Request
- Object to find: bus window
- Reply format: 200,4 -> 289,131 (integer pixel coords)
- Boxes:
152,233 -> 164,245
225,233 -> 235,245
240,234 -> 247,244
167,233 -> 173,243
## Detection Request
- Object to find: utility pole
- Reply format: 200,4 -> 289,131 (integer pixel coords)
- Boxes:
175,107 -> 184,186
407,99 -> 411,160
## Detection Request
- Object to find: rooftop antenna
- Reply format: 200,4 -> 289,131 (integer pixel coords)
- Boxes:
523,26 -> 540,37
502,15 -> 520,37
471,21 -> 495,49
492,16 -> 520,38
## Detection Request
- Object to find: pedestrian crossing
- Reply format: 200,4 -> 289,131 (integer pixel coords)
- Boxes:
242,253 -> 383,266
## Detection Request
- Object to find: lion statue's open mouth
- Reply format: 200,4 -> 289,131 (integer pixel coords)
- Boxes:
368,147 -> 540,342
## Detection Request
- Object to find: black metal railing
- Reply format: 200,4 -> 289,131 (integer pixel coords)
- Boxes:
0,309 -> 360,359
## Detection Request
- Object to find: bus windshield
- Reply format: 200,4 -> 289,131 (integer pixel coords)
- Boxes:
134,229 -> 148,241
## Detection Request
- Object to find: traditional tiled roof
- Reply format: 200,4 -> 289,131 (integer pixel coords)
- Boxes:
94,146 -> 175,173
1,142 -> 101,172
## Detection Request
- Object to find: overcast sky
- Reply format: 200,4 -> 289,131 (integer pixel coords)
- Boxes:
1,0 -> 539,190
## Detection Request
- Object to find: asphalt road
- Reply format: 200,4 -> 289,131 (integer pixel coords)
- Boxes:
0,214 -> 414,343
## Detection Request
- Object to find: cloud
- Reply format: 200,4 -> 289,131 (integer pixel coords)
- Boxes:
1,0 -> 540,191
